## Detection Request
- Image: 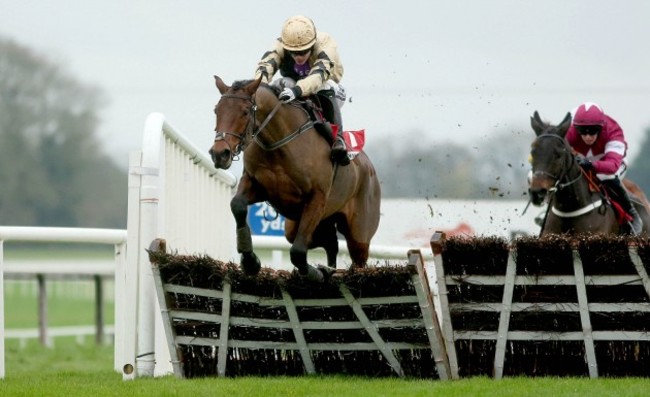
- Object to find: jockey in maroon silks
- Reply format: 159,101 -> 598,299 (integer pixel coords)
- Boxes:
566,102 -> 643,235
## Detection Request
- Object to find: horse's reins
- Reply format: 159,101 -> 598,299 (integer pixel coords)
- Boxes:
214,92 -> 315,157
253,107 -> 314,151
215,90 -> 343,195
533,133 -> 604,218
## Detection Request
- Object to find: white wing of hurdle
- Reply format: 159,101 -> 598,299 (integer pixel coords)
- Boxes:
120,113 -> 238,379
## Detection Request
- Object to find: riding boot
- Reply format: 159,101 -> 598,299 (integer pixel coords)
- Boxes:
628,204 -> 644,236
603,178 -> 643,236
331,131 -> 350,166
328,100 -> 350,166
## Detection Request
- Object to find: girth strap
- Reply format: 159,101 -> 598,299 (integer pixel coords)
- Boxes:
551,199 -> 603,218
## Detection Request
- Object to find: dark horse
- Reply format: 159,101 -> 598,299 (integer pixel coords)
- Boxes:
529,111 -> 650,236
209,76 -> 381,281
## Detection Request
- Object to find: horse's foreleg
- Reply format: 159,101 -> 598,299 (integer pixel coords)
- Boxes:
230,186 -> 261,276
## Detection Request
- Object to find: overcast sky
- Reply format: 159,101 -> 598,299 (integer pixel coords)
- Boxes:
2,0 -> 649,170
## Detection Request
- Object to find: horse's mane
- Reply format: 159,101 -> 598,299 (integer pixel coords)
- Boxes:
231,79 -> 280,95
231,79 -> 254,90
540,122 -> 567,139
538,120 -> 555,132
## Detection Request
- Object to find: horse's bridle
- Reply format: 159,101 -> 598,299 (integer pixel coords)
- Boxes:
214,92 -> 315,160
531,133 -> 582,192
213,93 -> 257,161
532,133 -> 606,220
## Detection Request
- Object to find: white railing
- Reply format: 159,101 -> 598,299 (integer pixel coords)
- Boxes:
0,226 -> 127,380
252,235 -> 434,269
121,113 -> 237,379
6,325 -> 116,347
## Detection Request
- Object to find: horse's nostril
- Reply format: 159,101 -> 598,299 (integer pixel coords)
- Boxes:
531,189 -> 547,205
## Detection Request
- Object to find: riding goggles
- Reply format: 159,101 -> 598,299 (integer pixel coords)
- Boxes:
576,125 -> 602,136
288,48 -> 311,56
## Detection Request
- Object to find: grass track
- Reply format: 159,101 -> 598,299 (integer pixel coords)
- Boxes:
2,341 -> 650,397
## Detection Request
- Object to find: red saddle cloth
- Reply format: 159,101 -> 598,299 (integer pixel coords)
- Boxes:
342,128 -> 365,155
330,124 -> 365,159
610,199 -> 633,225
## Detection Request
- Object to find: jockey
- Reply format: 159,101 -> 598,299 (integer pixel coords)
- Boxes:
567,102 -> 643,235
254,15 -> 350,166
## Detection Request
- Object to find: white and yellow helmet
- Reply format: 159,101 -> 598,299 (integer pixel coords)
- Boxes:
281,15 -> 317,52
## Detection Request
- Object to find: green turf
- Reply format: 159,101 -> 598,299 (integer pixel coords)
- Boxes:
4,281 -> 114,328
2,340 -> 650,397
2,291 -> 650,396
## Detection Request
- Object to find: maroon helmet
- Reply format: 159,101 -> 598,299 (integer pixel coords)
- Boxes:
573,102 -> 605,126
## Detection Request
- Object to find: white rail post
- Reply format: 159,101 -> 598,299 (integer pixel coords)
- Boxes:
112,240 -> 127,372
137,116 -> 162,378
121,151 -> 144,379
134,113 -> 165,378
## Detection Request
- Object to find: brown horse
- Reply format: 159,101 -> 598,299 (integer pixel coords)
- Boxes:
209,76 -> 381,281
529,111 -> 650,236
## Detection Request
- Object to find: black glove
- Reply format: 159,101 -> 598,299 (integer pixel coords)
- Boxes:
577,157 -> 594,171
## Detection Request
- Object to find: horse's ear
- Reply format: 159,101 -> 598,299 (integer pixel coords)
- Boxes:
244,76 -> 263,97
214,75 -> 229,95
557,112 -> 572,137
530,111 -> 545,136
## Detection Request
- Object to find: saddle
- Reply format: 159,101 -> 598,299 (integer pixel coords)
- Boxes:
268,83 -> 365,157
303,94 -> 337,145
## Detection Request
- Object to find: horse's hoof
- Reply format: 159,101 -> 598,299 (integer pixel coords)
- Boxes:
299,264 -> 325,283
240,252 -> 261,276
317,264 -> 335,281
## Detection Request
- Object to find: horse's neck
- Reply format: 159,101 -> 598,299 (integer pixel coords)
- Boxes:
255,93 -> 308,142
245,94 -> 321,172
553,165 -> 598,211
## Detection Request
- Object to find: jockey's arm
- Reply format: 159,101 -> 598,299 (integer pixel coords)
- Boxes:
254,39 -> 283,83
295,33 -> 342,97
593,141 -> 625,175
